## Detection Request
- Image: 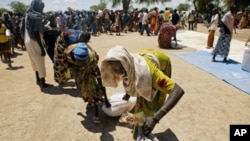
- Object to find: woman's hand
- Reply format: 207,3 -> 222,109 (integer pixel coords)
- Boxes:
122,93 -> 130,101
142,116 -> 157,136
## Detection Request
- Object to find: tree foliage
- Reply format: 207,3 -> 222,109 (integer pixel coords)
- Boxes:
0,8 -> 9,16
186,0 -> 221,22
90,2 -> 107,11
223,0 -> 250,11
187,0 -> 250,13
8,1 -> 28,15
106,0 -> 171,11
177,3 -> 191,12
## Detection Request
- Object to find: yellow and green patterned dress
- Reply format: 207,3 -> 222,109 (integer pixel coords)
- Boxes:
134,49 -> 175,139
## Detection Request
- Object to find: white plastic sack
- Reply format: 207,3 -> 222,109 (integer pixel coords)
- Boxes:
242,46 -> 250,72
5,29 -> 12,37
102,93 -> 136,117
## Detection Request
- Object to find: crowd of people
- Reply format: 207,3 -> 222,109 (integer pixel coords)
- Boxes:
0,0 -> 187,140
1,3 -> 203,69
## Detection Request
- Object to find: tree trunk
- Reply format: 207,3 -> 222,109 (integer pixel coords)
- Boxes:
193,0 -> 198,12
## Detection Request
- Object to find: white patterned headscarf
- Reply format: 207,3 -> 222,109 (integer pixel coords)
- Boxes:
101,46 -> 156,101
221,10 -> 234,34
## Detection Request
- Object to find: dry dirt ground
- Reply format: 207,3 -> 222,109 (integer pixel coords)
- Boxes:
0,24 -> 250,141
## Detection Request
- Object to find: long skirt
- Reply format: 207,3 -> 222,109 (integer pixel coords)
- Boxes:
158,23 -> 176,49
207,30 -> 215,48
212,33 -> 231,58
24,29 -> 46,78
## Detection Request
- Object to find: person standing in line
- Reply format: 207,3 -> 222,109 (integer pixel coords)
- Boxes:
239,13 -> 248,29
170,9 -> 180,41
24,0 -> 53,91
171,9 -> 180,26
180,11 -> 187,29
206,8 -> 219,49
44,12 -> 60,63
149,7 -> 159,35
89,11 -> 97,36
188,10 -> 195,30
2,12 -> 16,54
122,10 -> 131,33
0,18 -> 12,68
114,10 -> 121,36
103,9 -> 112,35
140,9 -> 150,36
137,9 -> 144,33
155,10 -> 165,34
212,6 -> 236,62
56,11 -> 67,32
163,7 -> 171,23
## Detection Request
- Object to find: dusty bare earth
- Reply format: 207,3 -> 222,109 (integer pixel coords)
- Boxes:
0,24 -> 250,141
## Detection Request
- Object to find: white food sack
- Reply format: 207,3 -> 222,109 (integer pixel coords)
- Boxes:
102,93 -> 136,117
5,29 -> 12,37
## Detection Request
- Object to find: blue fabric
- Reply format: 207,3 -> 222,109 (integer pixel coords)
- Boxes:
64,29 -> 82,45
73,43 -> 89,61
26,10 -> 44,40
173,50 -> 250,95
25,0 -> 44,40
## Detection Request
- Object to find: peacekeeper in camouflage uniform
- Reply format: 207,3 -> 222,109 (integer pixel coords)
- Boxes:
62,42 -> 110,123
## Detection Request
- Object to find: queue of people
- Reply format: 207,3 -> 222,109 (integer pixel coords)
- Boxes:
2,1 -> 187,140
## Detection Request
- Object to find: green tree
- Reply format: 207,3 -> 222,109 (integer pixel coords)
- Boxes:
105,0 -> 171,11
90,2 -> 107,11
0,8 -> 9,16
8,1 -> 28,15
188,0 -> 250,13
67,7 -> 74,12
223,0 -> 250,11
187,0 -> 221,22
177,3 -> 191,12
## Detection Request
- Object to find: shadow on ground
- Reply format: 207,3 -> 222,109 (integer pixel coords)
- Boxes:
77,105 -> 120,141
155,128 -> 179,141
41,81 -> 81,98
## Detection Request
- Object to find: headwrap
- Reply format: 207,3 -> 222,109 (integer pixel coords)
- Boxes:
25,0 -> 44,40
101,46 -> 157,101
64,29 -> 91,45
73,43 -> 89,61
64,29 -> 84,45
